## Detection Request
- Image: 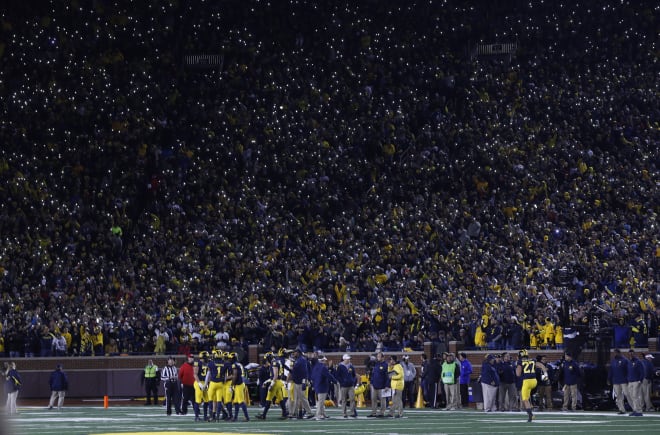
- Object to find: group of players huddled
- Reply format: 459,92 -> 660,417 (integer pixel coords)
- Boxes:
189,350 -> 251,422
187,346 -> 306,423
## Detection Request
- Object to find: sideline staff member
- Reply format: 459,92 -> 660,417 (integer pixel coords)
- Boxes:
178,354 -> 196,416
143,359 -> 159,405
48,363 -> 69,411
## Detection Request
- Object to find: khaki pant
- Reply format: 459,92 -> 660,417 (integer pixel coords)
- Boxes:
562,384 -> 578,410
642,379 -> 654,412
444,383 -> 460,410
291,383 -> 313,417
339,385 -> 356,417
388,388 -> 403,417
613,383 -> 627,412
628,381 -> 643,413
315,392 -> 327,419
49,390 -> 66,410
370,386 -> 386,416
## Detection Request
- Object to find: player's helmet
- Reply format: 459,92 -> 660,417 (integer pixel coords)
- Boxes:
264,351 -> 274,361
212,349 -> 220,359
199,350 -> 209,360
519,349 -> 529,358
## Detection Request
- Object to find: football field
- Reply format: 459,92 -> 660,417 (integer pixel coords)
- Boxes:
6,406 -> 660,435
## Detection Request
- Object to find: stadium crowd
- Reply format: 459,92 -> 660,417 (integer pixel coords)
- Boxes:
0,0 -> 657,359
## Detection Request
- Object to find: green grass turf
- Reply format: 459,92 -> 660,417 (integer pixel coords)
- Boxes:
6,406 -> 660,435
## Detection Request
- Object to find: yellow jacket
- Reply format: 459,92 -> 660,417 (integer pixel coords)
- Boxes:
389,362 -> 404,391
542,321 -> 555,345
474,325 -> 487,348
554,325 -> 563,346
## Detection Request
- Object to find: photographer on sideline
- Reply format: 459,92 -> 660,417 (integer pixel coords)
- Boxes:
401,354 -> 417,408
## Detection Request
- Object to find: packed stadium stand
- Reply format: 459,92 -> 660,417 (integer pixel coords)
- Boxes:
0,0 -> 657,362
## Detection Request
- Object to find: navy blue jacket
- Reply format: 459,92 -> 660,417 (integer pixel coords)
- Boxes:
641,358 -> 654,381
336,362 -> 357,388
290,355 -> 309,384
627,357 -> 645,383
49,368 -> 69,391
480,360 -> 500,386
497,361 -> 516,384
5,368 -> 21,392
561,359 -> 581,386
608,355 -> 628,385
310,362 -> 336,394
371,360 -> 389,389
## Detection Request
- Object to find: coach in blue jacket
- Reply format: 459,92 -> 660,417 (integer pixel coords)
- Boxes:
560,352 -> 581,411
480,354 -> 499,412
290,348 -> 314,418
627,349 -> 645,416
48,364 -> 69,411
311,355 -> 336,420
369,351 -> 389,417
608,349 -> 629,414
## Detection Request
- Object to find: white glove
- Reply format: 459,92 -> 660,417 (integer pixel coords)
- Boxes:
197,381 -> 205,390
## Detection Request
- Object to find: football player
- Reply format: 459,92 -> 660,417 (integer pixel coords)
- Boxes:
229,352 -> 250,421
206,350 -> 228,421
255,349 -> 290,419
193,351 -> 210,421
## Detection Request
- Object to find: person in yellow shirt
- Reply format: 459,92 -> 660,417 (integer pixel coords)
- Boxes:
91,327 -> 104,356
80,327 -> 94,356
530,329 -> 541,349
541,317 -> 555,348
474,320 -> 487,349
554,324 -> 564,350
387,355 -> 404,418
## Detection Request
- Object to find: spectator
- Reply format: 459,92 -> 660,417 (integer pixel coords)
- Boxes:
0,1 -> 655,361
51,331 -> 67,357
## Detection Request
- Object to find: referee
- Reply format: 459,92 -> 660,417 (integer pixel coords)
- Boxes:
161,356 -> 182,416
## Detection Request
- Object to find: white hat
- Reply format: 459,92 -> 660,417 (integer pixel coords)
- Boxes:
342,354 -> 351,361
645,354 -> 654,359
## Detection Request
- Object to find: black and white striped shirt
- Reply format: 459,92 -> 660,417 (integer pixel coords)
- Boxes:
161,365 -> 178,382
